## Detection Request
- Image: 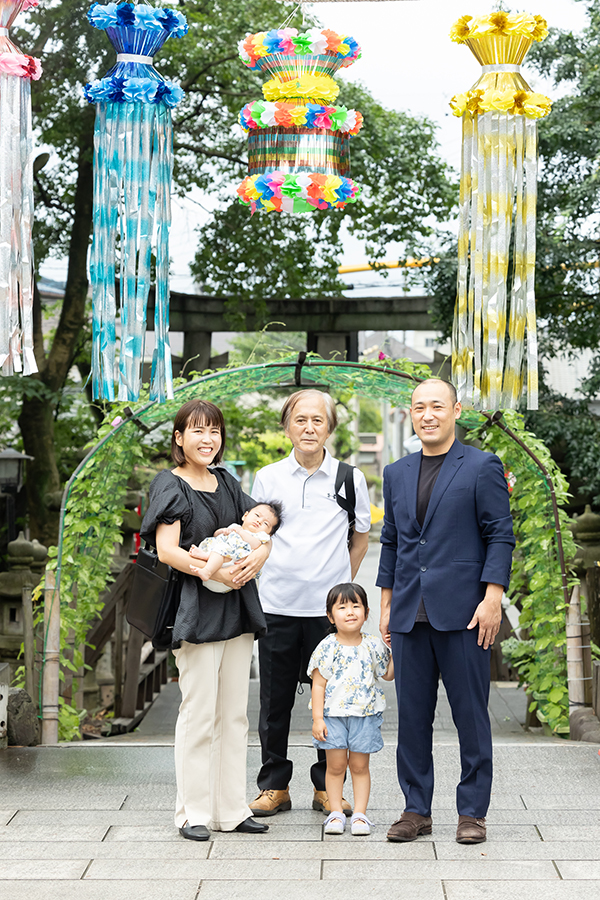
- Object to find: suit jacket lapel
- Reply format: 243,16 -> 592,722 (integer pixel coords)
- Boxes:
421,440 -> 465,534
405,451 -> 421,533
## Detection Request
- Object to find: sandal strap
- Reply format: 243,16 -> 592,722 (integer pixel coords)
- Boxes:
350,813 -> 374,826
324,811 -> 346,825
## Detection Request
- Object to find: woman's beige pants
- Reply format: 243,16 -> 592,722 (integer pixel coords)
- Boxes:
173,633 -> 254,831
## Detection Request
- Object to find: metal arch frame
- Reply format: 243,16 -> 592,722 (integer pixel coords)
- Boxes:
55,355 -> 570,611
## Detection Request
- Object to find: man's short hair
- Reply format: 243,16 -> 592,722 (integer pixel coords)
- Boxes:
279,390 -> 338,433
411,378 -> 458,406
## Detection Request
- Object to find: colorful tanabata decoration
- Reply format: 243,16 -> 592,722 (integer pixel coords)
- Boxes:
450,12 -> 551,410
237,28 -> 362,213
85,1 -> 186,402
0,0 -> 41,376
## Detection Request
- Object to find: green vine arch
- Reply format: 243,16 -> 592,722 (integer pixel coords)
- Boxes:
43,355 -> 577,736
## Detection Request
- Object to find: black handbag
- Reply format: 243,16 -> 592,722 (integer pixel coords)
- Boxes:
127,544 -> 182,650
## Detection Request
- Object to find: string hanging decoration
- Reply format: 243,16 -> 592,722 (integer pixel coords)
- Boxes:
0,0 -> 42,376
449,11 -> 551,411
237,27 -> 362,213
85,1 -> 187,402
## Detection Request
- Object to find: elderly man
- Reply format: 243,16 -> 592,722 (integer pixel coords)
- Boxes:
250,389 -> 371,816
377,378 -> 515,844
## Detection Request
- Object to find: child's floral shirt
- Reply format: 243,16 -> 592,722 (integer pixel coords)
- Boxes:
307,633 -> 391,716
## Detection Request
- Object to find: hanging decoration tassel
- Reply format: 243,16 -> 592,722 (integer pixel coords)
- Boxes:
0,0 -> 41,376
237,27 -> 362,213
85,1 -> 186,402
449,11 -> 551,410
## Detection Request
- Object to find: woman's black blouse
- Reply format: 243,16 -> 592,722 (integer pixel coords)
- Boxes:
140,467 -> 267,647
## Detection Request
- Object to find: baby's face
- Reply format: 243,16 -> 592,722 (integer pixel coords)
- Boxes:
243,505 -> 277,534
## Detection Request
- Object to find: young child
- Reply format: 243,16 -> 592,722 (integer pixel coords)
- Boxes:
308,582 -> 394,836
189,501 -> 282,585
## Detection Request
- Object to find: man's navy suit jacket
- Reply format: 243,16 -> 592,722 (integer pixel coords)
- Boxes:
376,440 -> 515,633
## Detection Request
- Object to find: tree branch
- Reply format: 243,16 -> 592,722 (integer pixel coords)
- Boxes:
173,141 -> 246,166
180,53 -> 239,91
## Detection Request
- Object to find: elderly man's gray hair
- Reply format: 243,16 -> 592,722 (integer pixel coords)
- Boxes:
279,390 -> 338,434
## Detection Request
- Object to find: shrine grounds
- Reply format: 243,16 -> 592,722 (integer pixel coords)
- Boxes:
1,548 -> 600,898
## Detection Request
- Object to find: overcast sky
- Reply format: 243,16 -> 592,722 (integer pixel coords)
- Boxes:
40,0 -> 590,291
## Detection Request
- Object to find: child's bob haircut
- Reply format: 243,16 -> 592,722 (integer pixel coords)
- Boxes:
171,400 -> 226,466
326,582 -> 369,620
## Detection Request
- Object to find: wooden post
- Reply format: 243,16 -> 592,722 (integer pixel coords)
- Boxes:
41,570 -> 60,745
113,597 -> 124,718
0,662 -> 9,750
567,585 -> 586,714
21,580 -> 35,708
120,625 -> 144,719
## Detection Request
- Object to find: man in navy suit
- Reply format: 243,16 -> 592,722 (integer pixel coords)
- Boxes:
377,378 -> 515,845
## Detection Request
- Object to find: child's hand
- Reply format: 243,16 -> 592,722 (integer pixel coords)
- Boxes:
312,718 -> 328,742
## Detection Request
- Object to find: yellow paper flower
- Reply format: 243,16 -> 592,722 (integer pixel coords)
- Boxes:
289,105 -> 308,125
450,92 -> 469,116
520,91 -> 552,118
532,15 -> 549,41
262,74 -> 339,103
450,15 -> 473,43
504,12 -> 536,35
322,174 -> 343,204
481,89 -> 514,114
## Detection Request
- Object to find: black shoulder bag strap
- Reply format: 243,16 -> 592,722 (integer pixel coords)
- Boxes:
335,461 -> 356,546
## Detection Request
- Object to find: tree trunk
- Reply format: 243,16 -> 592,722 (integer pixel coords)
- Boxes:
20,110 -> 95,544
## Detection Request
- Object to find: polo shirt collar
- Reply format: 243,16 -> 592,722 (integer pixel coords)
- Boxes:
287,446 -> 334,476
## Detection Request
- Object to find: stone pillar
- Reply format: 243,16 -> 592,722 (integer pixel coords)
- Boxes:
573,505 -> 600,647
183,331 -> 212,375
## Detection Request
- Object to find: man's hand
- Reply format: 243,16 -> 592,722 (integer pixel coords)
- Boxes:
379,588 -> 392,649
467,583 -> 504,650
312,717 -> 328,742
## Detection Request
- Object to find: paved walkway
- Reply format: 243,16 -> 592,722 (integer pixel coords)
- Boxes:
2,544 -> 600,897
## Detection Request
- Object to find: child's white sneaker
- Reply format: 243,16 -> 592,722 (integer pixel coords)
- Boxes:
351,813 -> 373,836
324,811 -> 346,835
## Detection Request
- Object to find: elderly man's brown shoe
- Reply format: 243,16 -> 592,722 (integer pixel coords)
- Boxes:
456,815 -> 486,843
249,788 -> 291,817
387,811 -> 433,842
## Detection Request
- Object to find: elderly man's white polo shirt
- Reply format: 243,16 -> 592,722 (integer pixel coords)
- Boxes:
251,449 -> 371,617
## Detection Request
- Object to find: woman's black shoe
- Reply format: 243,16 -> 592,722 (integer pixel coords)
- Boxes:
234,817 -> 269,834
179,823 -> 210,841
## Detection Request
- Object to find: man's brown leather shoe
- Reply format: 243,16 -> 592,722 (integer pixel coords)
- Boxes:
387,811 -> 433,842
249,788 -> 292,817
456,815 -> 486,843
312,789 -> 352,816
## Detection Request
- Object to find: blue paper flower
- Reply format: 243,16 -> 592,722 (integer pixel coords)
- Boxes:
116,3 -> 135,26
255,174 -> 274,200
304,104 -> 321,128
122,77 -> 158,103
88,1 -> 118,29
264,30 -> 284,53
134,5 -> 164,33
162,82 -> 184,107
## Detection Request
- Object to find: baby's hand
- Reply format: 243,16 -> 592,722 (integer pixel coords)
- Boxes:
312,718 -> 328,742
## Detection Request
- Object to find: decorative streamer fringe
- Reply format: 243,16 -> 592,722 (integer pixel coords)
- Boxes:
87,2 -> 186,402
0,0 -> 41,377
247,128 -> 350,177
450,16 -> 548,410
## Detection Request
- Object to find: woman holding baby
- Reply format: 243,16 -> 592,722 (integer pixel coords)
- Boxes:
140,399 -> 274,841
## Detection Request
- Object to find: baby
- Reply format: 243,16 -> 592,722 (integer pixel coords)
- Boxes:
189,501 -> 283,585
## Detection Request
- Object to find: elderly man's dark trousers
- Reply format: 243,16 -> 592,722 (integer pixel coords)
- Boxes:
257,613 -> 331,792
391,623 -> 493,818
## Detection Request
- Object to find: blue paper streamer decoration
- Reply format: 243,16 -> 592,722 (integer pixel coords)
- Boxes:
86,1 -> 186,402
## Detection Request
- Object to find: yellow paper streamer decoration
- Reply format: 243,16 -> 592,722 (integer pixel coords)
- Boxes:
262,72 -> 340,103
450,12 -> 551,411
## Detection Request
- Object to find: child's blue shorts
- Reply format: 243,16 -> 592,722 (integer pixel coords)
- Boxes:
312,712 -> 384,754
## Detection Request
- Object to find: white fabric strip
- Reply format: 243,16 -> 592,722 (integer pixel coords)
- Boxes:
0,27 -> 9,35
481,64 -> 521,73
116,53 -> 154,64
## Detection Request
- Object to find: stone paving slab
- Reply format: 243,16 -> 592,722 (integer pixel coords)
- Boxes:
0,791 -> 128,810
0,859 -> 90,879
209,839 -> 435,859
522,794 -> 600,809
84,858 -> 321,880
435,841 -> 600,860
0,825 -> 109,842
322,859 -> 559,880
444,883 -> 600,900
194,879 -> 445,900
11,810 -> 173,826
556,861 -> 600,879
538,826 -> 600,842
0,840 -> 211,859
0,881 -> 200,900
